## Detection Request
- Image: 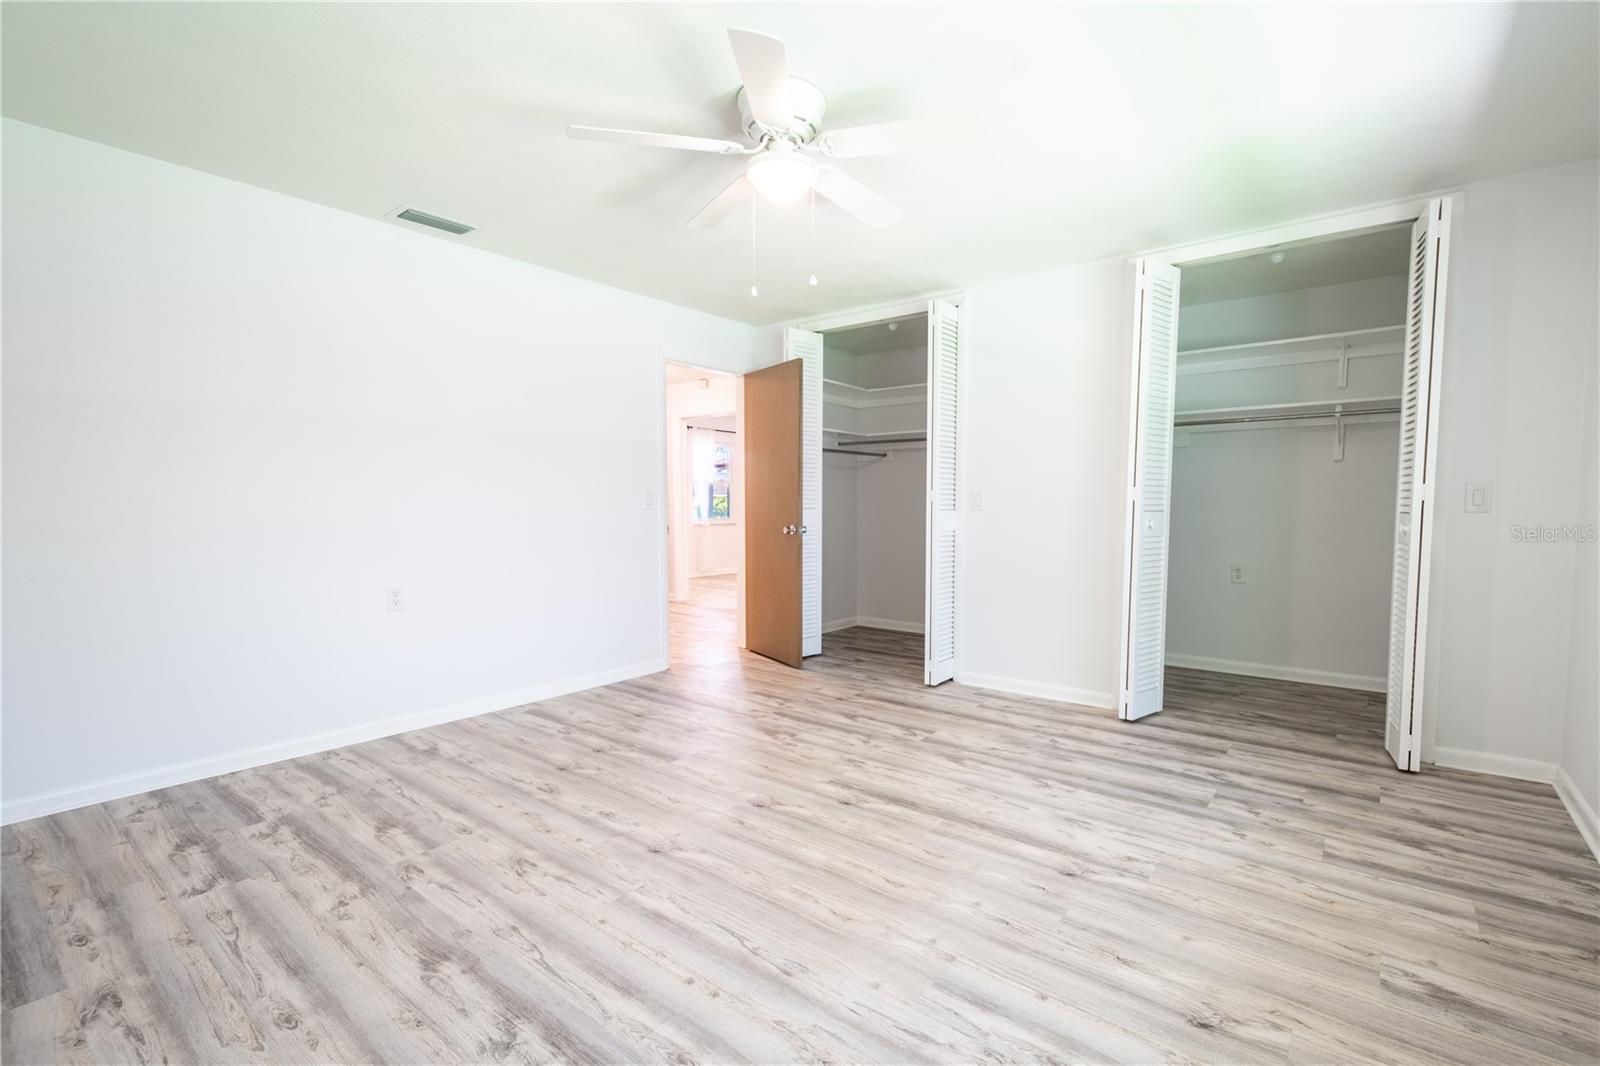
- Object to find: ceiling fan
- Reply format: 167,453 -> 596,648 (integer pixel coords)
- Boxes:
567,28 -> 943,230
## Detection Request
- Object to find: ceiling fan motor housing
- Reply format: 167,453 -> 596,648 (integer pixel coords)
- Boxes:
737,77 -> 827,144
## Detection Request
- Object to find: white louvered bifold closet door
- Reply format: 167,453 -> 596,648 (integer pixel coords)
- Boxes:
1385,198 -> 1452,771
786,327 -> 825,658
924,299 -> 961,685
1117,260 -> 1181,720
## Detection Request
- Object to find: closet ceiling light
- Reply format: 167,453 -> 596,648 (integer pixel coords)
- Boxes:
1269,250 -> 1286,264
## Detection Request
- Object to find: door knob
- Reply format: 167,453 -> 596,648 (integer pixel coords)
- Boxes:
781,524 -> 796,535
799,525 -> 808,535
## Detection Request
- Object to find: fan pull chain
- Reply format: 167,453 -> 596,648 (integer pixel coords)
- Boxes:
749,197 -> 759,298
808,188 -> 819,287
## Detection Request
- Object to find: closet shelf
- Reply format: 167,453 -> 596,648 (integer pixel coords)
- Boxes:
821,377 -> 926,394
1177,325 -> 1405,377
823,428 -> 927,439
1175,396 -> 1401,427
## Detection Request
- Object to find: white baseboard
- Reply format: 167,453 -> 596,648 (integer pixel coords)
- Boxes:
1555,765 -> 1600,862
823,616 -> 924,635
959,671 -> 1116,711
858,616 -> 924,634
1164,653 -> 1385,693
0,659 -> 667,826
1428,746 -> 1558,783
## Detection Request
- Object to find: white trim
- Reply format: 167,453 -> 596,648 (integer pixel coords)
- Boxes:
1427,746 -> 1557,783
689,567 -> 738,578
0,659 -> 666,825
1144,195 -> 1442,266
1165,654 -> 1385,693
959,672 -> 1117,711
1555,766 -> 1600,863
794,296 -> 957,335
823,616 -> 925,635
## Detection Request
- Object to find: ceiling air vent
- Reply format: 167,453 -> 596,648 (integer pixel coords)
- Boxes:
394,208 -> 474,236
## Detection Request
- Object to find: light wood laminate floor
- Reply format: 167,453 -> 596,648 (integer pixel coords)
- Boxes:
3,574 -> 1597,1064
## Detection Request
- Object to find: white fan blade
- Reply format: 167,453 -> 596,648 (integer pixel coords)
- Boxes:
727,28 -> 793,130
686,175 -> 751,229
814,118 -> 946,159
567,125 -> 747,155
816,166 -> 903,229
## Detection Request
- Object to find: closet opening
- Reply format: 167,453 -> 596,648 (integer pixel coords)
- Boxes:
819,312 -> 930,682
1118,199 -> 1454,772
664,361 -> 743,669
774,297 -> 961,683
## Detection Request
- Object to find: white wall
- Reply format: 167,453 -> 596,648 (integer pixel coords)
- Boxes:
687,523 -> 740,577
1560,358 -> 1598,853
960,259 -> 1133,706
1166,274 -> 1404,689
1424,158 -> 1600,776
1166,422 -> 1399,689
1178,275 -> 1408,349
1,120 -> 754,820
855,449 -> 926,630
822,452 -> 927,633
822,454 -> 860,627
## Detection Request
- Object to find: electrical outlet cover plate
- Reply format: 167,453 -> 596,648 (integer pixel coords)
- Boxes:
1230,564 -> 1245,584
1465,482 -> 1493,513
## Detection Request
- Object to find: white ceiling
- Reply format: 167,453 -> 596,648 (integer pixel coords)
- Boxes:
4,3 -> 1595,325
1181,225 -> 1413,306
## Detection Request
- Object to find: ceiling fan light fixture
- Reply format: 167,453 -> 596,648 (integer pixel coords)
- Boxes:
746,152 -> 818,204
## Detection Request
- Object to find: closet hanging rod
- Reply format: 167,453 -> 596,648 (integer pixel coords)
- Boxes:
685,424 -> 736,433
824,446 -> 888,458
832,434 -> 926,446
1175,406 -> 1400,428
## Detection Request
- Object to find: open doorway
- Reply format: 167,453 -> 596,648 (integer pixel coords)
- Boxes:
818,312 -> 929,683
664,362 -> 743,668
1119,200 -> 1454,772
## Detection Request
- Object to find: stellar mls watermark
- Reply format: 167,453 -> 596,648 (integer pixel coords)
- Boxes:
1509,523 -> 1598,543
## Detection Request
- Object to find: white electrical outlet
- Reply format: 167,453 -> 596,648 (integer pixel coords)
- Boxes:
1230,564 -> 1245,584
1465,482 -> 1493,513
386,585 -> 406,612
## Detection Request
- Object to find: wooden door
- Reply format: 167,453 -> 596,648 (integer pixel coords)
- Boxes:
744,359 -> 804,667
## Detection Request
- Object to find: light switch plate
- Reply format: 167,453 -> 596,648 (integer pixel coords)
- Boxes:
970,490 -> 984,512
1465,482 -> 1493,513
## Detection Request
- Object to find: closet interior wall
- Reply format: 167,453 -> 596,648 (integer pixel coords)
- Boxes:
1166,249 -> 1410,691
821,319 -> 928,635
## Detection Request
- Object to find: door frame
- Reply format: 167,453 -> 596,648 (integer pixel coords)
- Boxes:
1118,192 -> 1463,766
657,355 -> 748,668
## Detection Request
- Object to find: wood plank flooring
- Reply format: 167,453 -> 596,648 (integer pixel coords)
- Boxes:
3,573 -> 1596,1064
